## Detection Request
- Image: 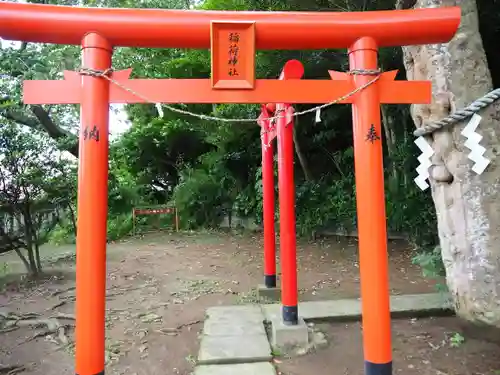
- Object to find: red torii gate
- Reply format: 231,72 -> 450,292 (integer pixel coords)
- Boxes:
0,3 -> 460,375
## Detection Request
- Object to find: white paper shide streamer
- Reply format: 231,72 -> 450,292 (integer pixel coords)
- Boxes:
155,103 -> 164,118
414,136 -> 434,191
315,108 -> 321,123
461,113 -> 490,175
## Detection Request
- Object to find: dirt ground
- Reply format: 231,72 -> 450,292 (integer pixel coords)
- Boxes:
0,231 -> 499,375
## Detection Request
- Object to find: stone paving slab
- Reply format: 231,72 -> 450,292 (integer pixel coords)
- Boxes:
198,304 -> 271,365
262,293 -> 452,321
194,362 -> 277,375
205,304 -> 264,320
197,334 -> 272,365
203,304 -> 266,336
203,312 -> 266,336
196,294 -> 451,367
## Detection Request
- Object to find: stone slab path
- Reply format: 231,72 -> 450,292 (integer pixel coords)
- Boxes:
263,292 -> 453,321
195,362 -> 277,375
197,305 -> 272,366
194,293 -> 452,374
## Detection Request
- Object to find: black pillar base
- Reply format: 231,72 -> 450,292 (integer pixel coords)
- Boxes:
365,361 -> 392,375
264,274 -> 277,288
76,371 -> 104,375
282,305 -> 298,325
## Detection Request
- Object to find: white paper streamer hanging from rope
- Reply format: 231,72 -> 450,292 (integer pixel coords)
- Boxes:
315,108 -> 321,123
155,103 -> 164,118
414,136 -> 434,191
461,113 -> 490,175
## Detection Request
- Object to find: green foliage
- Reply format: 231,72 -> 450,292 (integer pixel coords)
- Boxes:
449,332 -> 466,348
412,245 -> 446,279
0,122 -> 76,274
5,0 -> 500,281
172,167 -> 230,228
295,176 -> 357,237
107,213 -> 135,241
233,183 -> 260,219
49,222 -> 77,245
50,212 -> 136,244
109,0 -> 439,252
384,137 -> 438,248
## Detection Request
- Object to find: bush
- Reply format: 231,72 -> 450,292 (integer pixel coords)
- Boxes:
412,245 -> 446,278
385,184 -> 438,248
172,167 -> 230,228
107,213 -> 134,241
295,176 -> 357,237
48,222 -> 76,245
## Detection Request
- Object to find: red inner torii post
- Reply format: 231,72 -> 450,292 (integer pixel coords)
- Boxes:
258,59 -> 304,323
0,3 -> 460,375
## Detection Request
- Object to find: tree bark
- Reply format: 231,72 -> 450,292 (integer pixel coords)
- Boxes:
14,248 -> 31,272
32,217 -> 42,273
381,105 -> 398,184
22,205 -> 39,276
293,116 -> 313,181
34,243 -> 42,273
68,204 -> 78,236
398,0 -> 500,328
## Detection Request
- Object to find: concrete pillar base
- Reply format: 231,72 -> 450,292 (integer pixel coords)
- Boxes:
270,316 -> 309,348
257,284 -> 281,301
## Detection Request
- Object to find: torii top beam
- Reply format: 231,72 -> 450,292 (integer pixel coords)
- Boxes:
0,2 -> 460,50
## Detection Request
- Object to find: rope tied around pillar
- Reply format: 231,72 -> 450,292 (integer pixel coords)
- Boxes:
348,69 -> 381,76
76,67 -> 500,139
79,67 -> 114,77
77,66 -> 381,126
259,68 -> 382,146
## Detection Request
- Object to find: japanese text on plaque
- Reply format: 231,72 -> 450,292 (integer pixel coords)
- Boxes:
228,32 -> 240,76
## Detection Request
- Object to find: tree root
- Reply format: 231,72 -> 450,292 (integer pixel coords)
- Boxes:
47,301 -> 66,311
176,319 -> 202,330
50,285 -> 142,304
51,313 -> 75,320
48,288 -> 76,311
0,311 -> 40,320
49,286 -> 75,297
0,364 -> 25,375
0,310 -> 74,346
155,320 -> 202,336
106,286 -> 145,300
0,327 -> 19,334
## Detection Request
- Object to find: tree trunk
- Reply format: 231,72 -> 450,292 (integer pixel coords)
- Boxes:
398,0 -> 500,328
34,243 -> 42,273
68,204 -> 77,236
22,208 -> 39,276
32,224 -> 42,273
381,105 -> 398,184
292,116 -> 313,181
24,234 -> 38,276
14,248 -> 31,272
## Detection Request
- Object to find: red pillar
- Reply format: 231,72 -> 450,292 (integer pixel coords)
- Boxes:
276,104 -> 298,325
261,117 -> 277,288
349,37 -> 392,375
75,32 -> 112,375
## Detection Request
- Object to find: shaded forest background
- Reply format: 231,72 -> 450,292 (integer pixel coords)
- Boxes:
0,0 -> 498,277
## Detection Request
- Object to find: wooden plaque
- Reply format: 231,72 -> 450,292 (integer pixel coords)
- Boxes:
210,21 -> 256,90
